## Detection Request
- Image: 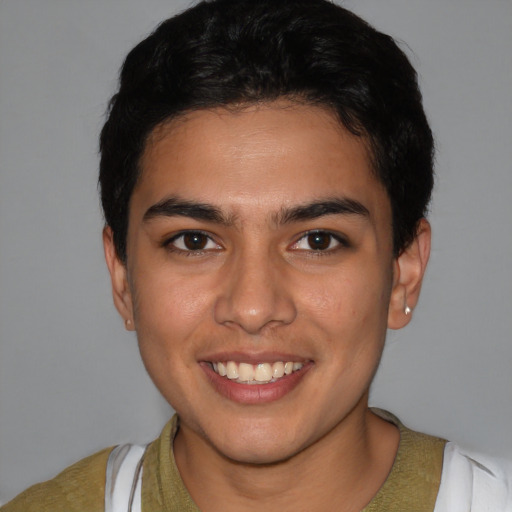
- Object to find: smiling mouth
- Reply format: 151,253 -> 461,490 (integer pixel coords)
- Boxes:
208,361 -> 305,384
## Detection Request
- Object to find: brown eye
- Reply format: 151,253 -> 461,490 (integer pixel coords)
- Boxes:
292,230 -> 348,253
182,232 -> 208,250
307,232 -> 332,250
168,231 -> 220,252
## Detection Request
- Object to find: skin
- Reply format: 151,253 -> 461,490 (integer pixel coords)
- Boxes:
104,101 -> 431,511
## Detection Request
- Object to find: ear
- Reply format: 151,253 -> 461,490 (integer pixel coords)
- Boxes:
103,227 -> 135,331
387,218 -> 431,330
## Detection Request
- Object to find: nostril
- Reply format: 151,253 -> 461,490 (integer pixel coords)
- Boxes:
213,258 -> 297,332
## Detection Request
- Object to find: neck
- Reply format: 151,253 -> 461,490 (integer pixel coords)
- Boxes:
174,404 -> 399,512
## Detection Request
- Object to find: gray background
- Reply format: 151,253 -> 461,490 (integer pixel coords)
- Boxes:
1,0 -> 511,504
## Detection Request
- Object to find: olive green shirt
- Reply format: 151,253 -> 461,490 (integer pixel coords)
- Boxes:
2,410 -> 446,511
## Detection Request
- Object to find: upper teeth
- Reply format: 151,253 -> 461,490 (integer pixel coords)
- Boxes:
212,361 -> 304,384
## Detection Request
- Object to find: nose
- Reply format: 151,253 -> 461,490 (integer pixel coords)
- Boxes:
214,250 -> 297,334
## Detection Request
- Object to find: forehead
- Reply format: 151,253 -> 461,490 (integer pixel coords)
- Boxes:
133,101 -> 390,223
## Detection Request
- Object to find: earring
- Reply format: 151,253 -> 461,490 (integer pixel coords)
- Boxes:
125,318 -> 132,328
404,305 -> 412,316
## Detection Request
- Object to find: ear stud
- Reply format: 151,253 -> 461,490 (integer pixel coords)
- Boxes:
404,305 -> 412,316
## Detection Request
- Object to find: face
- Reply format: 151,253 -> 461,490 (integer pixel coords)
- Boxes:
105,102 -> 421,464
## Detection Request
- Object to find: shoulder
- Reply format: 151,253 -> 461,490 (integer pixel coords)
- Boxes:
365,409 -> 446,511
1,447 -> 113,512
434,442 -> 512,512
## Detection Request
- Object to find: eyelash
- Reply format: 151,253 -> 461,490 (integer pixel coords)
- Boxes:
163,230 -> 221,256
162,229 -> 349,257
291,230 -> 350,255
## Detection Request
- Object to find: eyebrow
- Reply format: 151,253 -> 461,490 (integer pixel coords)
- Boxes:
276,198 -> 370,224
143,196 -> 232,225
143,196 -> 370,225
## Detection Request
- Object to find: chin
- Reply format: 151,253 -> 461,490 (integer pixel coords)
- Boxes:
215,436 -> 301,466
204,416 -> 309,465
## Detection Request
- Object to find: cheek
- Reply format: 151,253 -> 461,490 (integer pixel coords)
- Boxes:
131,270 -> 213,352
297,264 -> 392,365
300,265 -> 391,324
130,272 -> 213,406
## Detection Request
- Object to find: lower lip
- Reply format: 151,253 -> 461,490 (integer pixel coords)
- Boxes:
200,362 -> 313,404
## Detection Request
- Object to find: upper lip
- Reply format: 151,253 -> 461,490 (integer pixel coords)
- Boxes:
198,351 -> 310,364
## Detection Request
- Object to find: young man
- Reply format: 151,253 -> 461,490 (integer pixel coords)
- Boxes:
2,0 -> 510,510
